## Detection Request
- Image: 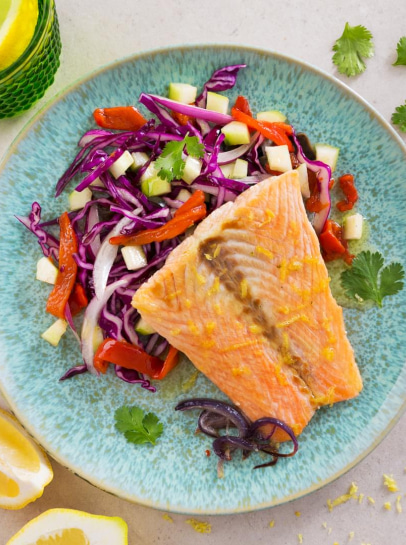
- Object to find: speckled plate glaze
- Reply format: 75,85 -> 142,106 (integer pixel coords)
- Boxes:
0,45 -> 405,515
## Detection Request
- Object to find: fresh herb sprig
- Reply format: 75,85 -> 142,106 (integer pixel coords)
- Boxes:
341,251 -> 404,307
155,135 -> 204,182
391,101 -> 406,133
332,23 -> 374,77
115,405 -> 163,446
393,36 -> 406,66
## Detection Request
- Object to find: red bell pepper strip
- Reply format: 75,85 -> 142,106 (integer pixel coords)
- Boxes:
93,106 -> 147,131
109,191 -> 207,246
319,220 -> 354,265
231,107 -> 294,151
46,212 -> 78,319
336,173 -> 358,211
68,283 -> 89,316
94,338 -> 179,379
233,95 -> 252,116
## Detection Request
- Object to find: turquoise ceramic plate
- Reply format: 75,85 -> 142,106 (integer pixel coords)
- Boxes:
0,46 -> 405,514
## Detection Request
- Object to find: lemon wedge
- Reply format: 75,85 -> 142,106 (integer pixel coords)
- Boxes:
0,409 -> 53,509
0,0 -> 39,71
6,508 -> 129,545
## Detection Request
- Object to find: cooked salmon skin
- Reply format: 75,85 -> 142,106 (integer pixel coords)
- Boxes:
132,170 -> 362,438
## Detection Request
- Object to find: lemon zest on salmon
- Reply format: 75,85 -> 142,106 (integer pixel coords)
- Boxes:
207,277 -> 220,296
248,324 -> 263,334
279,258 -> 288,282
220,340 -> 260,353
322,347 -> 335,362
258,208 -> 275,227
213,244 -> 221,258
192,266 -> 206,285
256,245 -> 274,259
231,366 -> 251,377
327,482 -> 358,511
205,321 -> 217,334
187,320 -> 200,335
383,474 -> 399,492
204,253 -> 213,261
186,519 -> 211,534
278,305 -> 290,314
165,289 -> 182,301
274,363 -> 288,386
322,319 -> 337,344
288,221 -> 299,237
201,339 -> 215,349
303,255 -> 320,265
311,387 -> 335,407
185,299 -> 192,309
170,328 -> 182,336
213,302 -> 222,315
276,314 -> 310,328
240,278 -> 248,298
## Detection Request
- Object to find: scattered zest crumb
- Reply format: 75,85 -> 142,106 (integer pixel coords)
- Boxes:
295,511 -> 301,517
396,495 -> 402,513
297,533 -> 303,544
333,542 -> 339,545
358,493 -> 364,504
269,520 -> 275,528
367,496 -> 375,505
383,501 -> 392,511
383,474 -> 399,492
328,527 -> 332,535
327,482 -> 358,511
162,514 -> 173,523
348,531 -> 355,540
186,519 -> 212,534
321,522 -> 327,529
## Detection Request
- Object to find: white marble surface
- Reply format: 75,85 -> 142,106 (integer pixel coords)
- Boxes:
1,0 -> 406,543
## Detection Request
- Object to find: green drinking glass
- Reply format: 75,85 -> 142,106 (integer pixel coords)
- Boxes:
0,0 -> 62,119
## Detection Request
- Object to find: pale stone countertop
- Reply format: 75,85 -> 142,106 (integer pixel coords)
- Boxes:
1,1 -> 406,543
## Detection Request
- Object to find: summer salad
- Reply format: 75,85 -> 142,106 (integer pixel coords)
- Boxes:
17,64 -> 404,469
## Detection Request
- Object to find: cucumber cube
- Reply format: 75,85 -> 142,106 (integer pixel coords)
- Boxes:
265,145 -> 293,173
121,245 -> 148,270
233,158 -> 248,179
220,162 -> 235,178
130,151 -> 149,171
141,176 -> 171,197
140,162 -> 158,182
182,156 -> 202,184
109,150 -> 134,179
168,83 -> 197,104
41,319 -> 68,347
206,91 -> 229,114
257,110 -> 287,123
297,163 -> 310,198
36,257 -> 59,284
135,317 -> 156,335
69,187 -> 93,211
315,143 -> 340,172
343,213 -> 363,240
177,189 -> 192,202
221,121 -> 250,146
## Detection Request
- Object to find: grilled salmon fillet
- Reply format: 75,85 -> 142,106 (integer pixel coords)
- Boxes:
132,170 -> 362,439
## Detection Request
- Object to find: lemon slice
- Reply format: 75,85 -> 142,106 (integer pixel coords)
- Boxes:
6,508 -> 129,545
0,0 -> 39,71
0,409 -> 53,509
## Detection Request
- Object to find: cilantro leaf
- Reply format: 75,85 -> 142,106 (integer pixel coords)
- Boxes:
341,251 -> 404,307
393,36 -> 406,66
332,23 -> 374,77
155,135 -> 204,182
114,405 -> 163,446
392,101 -> 406,132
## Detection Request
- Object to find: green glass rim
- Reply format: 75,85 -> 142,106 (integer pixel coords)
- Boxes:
0,0 -> 55,82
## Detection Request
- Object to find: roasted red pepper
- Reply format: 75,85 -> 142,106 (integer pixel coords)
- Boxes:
231,107 -> 294,151
305,170 -> 326,213
93,106 -> 147,131
46,212 -> 78,319
319,219 -> 354,265
94,338 -> 179,379
336,173 -> 358,211
171,110 -> 194,126
68,283 -> 88,316
109,190 -> 207,246
233,95 -> 252,116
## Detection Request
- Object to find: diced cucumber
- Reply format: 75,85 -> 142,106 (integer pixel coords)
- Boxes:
168,83 -> 197,104
221,121 -> 250,146
41,319 -> 68,347
206,91 -> 229,114
130,151 -> 149,172
233,158 -> 248,179
89,177 -> 105,188
141,176 -> 171,197
109,150 -> 134,179
68,187 -> 93,211
177,189 -> 192,202
36,257 -> 58,285
220,162 -> 235,178
182,155 -> 202,184
135,316 -> 156,335
343,213 -> 363,240
121,245 -> 148,270
257,110 -> 287,123
315,143 -> 339,172
140,161 -> 158,182
265,145 -> 293,173
297,163 -> 310,198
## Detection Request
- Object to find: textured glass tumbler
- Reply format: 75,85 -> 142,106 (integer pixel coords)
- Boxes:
0,0 -> 62,119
